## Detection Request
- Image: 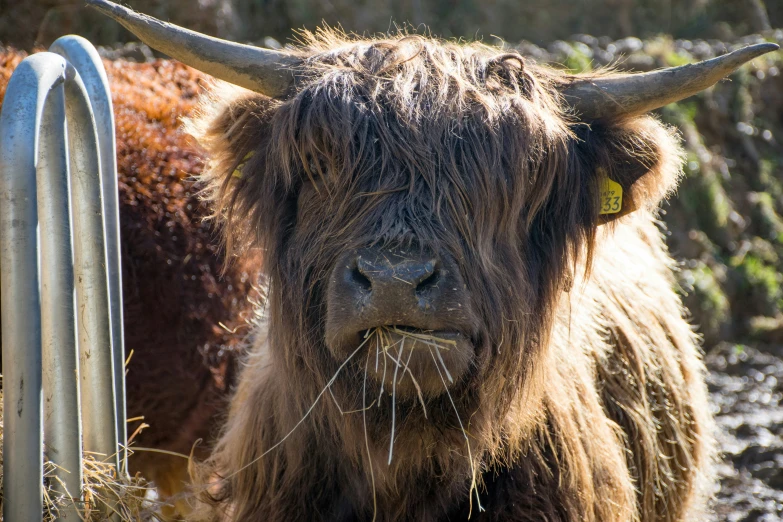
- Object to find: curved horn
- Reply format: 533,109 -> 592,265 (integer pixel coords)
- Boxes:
562,43 -> 779,120
86,0 -> 301,96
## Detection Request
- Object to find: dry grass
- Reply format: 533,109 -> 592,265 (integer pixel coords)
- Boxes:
369,327 -> 483,517
43,455 -> 155,521
0,379 -> 162,521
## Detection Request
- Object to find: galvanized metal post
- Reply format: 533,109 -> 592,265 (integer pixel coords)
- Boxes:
0,52 -> 69,522
38,79 -> 83,520
50,35 -> 127,470
62,62 -> 120,472
1,42 -> 123,520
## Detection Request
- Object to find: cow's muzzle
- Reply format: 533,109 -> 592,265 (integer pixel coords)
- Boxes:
325,246 -> 476,396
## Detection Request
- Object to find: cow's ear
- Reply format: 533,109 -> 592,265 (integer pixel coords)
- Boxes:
184,83 -> 282,257
577,116 -> 684,225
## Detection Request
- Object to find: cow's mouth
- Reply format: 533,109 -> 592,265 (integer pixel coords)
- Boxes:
351,325 -> 475,398
324,247 -> 477,397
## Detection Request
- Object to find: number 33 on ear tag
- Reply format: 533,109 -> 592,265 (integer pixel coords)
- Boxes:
599,176 -> 623,215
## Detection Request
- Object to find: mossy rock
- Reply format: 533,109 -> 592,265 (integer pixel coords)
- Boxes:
679,260 -> 732,344
748,192 -> 783,243
730,252 -> 783,318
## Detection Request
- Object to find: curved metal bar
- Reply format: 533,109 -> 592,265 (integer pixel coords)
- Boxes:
0,51 -> 68,522
38,78 -> 83,521
63,62 -> 120,472
50,34 -> 127,471
2,44 -> 121,520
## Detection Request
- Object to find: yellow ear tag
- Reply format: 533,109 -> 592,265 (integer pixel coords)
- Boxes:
232,151 -> 255,179
599,176 -> 623,215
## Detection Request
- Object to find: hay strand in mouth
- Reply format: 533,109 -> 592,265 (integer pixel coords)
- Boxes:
387,326 -> 457,347
370,326 -> 483,514
377,330 -> 392,404
434,345 -> 454,383
392,343 -> 428,419
388,338 -> 405,465
210,332 -> 374,486
427,347 -> 484,517
371,326 -> 463,423
399,347 -> 415,384
256,333 -> 371,455
363,351 -> 378,522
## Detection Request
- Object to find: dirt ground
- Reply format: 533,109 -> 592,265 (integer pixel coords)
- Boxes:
707,343 -> 783,520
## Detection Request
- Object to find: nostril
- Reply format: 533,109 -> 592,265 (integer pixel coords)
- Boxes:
415,267 -> 440,294
350,265 -> 373,292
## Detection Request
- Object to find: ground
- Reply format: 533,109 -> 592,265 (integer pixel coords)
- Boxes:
708,342 -> 783,521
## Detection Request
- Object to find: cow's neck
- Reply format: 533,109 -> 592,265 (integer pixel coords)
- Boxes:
267,367 -> 512,521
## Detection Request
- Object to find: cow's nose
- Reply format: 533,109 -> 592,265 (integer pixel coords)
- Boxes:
350,254 -> 440,300
330,247 -> 451,332
326,245 -> 475,384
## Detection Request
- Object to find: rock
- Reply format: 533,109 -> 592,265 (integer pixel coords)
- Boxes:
97,42 -> 155,63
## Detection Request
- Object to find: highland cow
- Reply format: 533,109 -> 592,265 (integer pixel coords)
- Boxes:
82,1 -> 783,520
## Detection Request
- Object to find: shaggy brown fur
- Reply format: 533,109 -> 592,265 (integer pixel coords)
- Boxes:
187,31 -> 715,522
0,49 -> 262,510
